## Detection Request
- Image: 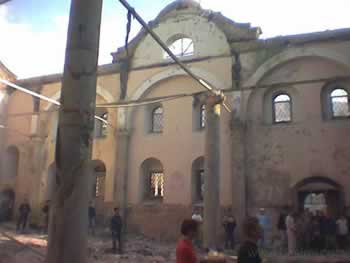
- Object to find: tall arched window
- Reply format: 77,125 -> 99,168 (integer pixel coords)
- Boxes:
140,158 -> 164,201
164,37 -> 194,59
152,106 -> 163,133
94,110 -> 108,138
200,104 -> 206,129
330,88 -> 349,118
273,94 -> 292,123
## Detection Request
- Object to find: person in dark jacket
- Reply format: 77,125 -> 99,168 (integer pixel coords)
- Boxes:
238,217 -> 262,263
42,200 -> 50,234
110,207 -> 123,253
16,199 -> 31,233
323,213 -> 337,251
277,208 -> 288,251
88,201 -> 96,235
223,214 -> 237,250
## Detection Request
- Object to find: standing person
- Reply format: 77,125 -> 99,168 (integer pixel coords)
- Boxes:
16,199 -> 31,233
88,201 -> 96,236
318,210 -> 327,251
176,219 -> 199,263
223,214 -> 237,250
191,207 -> 203,249
322,212 -> 337,251
310,217 -> 322,252
110,207 -> 123,254
237,217 -> 262,263
257,208 -> 270,249
303,211 -> 313,251
285,212 -> 296,255
42,200 -> 50,234
336,215 -> 348,250
277,207 -> 288,251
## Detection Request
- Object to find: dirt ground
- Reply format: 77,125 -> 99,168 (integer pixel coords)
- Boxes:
1,224 -> 350,262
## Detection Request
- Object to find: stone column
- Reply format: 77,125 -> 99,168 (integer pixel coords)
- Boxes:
114,106 -> 130,251
203,93 -> 223,249
231,90 -> 248,231
30,135 -> 46,223
0,89 -> 10,187
115,129 -> 130,220
46,0 -> 102,262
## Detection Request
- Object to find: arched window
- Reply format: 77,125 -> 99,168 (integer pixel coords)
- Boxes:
152,106 -> 163,133
91,161 -> 106,199
273,94 -> 292,123
140,158 -> 164,201
94,110 -> 108,138
200,104 -> 206,129
330,88 -> 349,118
164,37 -> 194,59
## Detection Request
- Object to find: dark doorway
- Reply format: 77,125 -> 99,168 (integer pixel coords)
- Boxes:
0,189 -> 15,221
295,177 -> 343,217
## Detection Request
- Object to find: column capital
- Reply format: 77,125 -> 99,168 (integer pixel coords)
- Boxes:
195,91 -> 225,107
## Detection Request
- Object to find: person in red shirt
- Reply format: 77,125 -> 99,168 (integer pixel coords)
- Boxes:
176,219 -> 199,263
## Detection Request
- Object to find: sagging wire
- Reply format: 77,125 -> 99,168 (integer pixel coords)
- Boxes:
0,79 -> 108,125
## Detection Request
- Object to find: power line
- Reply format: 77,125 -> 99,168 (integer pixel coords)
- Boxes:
0,79 -> 107,125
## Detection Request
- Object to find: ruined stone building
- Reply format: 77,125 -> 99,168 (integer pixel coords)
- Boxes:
1,0 -> 350,240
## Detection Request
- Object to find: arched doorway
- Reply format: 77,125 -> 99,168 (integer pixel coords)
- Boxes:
294,177 -> 343,216
0,188 -> 15,221
91,160 -> 106,218
191,157 -> 204,204
3,146 -> 19,185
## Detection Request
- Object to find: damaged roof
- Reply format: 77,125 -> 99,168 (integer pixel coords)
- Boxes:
112,0 -> 261,62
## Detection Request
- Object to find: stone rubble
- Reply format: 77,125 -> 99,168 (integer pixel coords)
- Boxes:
1,225 -> 350,262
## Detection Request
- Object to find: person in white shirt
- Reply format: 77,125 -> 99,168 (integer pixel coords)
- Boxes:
191,207 -> 203,248
336,215 -> 348,250
286,212 -> 297,255
192,208 -> 203,223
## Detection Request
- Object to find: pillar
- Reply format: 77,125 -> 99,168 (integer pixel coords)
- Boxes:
46,0 -> 102,262
230,89 -> 249,235
203,93 -> 223,249
115,129 -> 130,221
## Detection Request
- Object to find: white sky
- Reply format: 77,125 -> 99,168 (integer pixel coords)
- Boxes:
0,0 -> 350,79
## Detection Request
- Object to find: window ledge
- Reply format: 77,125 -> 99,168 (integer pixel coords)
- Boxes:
194,128 -> 205,133
147,131 -> 163,135
262,121 -> 297,127
330,116 -> 350,121
142,199 -> 164,206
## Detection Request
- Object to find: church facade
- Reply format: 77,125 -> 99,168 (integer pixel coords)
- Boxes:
1,0 -> 350,240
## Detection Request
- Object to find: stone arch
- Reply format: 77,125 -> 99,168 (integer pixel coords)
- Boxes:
260,85 -> 302,124
44,85 -> 114,111
122,67 -> 227,129
244,47 -> 350,88
139,158 -> 164,202
320,80 -> 350,120
292,176 -> 344,216
191,156 -> 204,204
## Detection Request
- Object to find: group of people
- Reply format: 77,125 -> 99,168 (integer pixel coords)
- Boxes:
190,207 -> 237,251
88,202 -> 123,254
176,216 -> 262,263
279,209 -> 349,254
15,199 -> 49,233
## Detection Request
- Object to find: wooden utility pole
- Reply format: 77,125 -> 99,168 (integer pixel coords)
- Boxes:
46,0 -> 103,262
